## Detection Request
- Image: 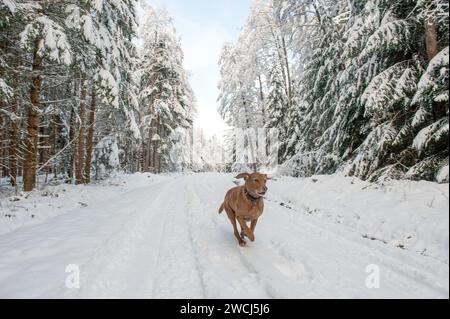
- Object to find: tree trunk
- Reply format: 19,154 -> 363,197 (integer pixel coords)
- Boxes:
152,141 -> 158,173
268,22 -> 291,108
68,106 -> 76,183
152,124 -> 159,174
23,38 -> 43,191
144,130 -> 151,172
9,56 -> 20,187
243,97 -> 258,172
136,147 -> 141,172
425,18 -> 439,61
40,125 -> 50,183
51,114 -> 60,177
425,18 -> 444,121
75,75 -> 87,184
0,36 -> 5,179
0,111 -> 4,179
84,86 -> 96,184
281,37 -> 292,107
158,152 -> 161,174
258,75 -> 266,125
9,95 -> 18,186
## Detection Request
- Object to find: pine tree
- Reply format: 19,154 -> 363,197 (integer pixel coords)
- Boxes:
0,0 -> 142,189
218,0 -> 448,182
138,6 -> 195,173
19,1 -> 72,190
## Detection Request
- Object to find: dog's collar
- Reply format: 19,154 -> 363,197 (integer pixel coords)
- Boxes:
244,189 -> 262,203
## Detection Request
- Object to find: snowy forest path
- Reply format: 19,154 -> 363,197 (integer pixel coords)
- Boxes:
0,173 -> 447,298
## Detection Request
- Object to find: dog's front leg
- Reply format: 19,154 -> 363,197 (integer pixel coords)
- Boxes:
226,212 -> 245,246
250,218 -> 258,234
237,217 -> 254,242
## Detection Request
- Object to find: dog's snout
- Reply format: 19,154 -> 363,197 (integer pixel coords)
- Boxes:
258,186 -> 267,195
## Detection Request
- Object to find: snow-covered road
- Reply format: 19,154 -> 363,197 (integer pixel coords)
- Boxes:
0,173 -> 448,298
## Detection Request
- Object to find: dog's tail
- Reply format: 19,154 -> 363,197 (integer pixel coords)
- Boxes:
218,202 -> 224,214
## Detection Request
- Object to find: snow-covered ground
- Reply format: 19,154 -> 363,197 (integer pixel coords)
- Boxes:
0,173 -> 448,298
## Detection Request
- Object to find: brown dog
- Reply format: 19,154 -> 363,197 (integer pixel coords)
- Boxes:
219,172 -> 268,246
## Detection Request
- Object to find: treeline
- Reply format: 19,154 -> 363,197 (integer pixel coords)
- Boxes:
218,0 -> 449,182
0,1 -> 195,191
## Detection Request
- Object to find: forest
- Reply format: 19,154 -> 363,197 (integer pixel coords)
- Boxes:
0,0 -> 449,194
218,0 -> 448,182
0,0 -> 195,192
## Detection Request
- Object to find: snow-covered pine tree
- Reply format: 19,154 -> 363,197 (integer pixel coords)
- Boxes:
138,6 -> 195,173
274,0 -> 348,176
347,0 -> 448,182
66,0 -> 140,183
265,64 -> 288,160
86,0 -> 140,180
0,0 -> 23,187
0,0 -> 141,190
19,0 -> 72,191
220,0 -> 448,182
219,0 -> 291,171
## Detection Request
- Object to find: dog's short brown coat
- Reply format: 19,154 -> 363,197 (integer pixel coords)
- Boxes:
219,172 -> 268,246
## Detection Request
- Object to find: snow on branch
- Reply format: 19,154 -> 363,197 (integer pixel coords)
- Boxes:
362,61 -> 418,117
413,118 -> 449,152
412,46 -> 449,105
360,10 -> 410,59
20,15 -> 72,65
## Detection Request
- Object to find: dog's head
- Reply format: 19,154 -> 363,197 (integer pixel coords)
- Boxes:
235,172 -> 268,198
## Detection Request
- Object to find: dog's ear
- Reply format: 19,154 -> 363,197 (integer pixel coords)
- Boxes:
235,173 -> 250,180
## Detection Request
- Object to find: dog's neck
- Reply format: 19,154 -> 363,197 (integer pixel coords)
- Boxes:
244,188 -> 262,203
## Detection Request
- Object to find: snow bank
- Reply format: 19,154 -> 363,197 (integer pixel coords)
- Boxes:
268,174 -> 449,264
436,165 -> 449,184
0,173 -> 162,235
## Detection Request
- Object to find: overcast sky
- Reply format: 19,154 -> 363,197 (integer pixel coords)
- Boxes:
138,0 -> 251,139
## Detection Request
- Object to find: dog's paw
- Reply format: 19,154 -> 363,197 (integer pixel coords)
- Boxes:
238,240 -> 246,247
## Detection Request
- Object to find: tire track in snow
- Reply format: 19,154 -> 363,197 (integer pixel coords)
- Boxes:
199,174 -> 315,298
72,179 -> 177,298
186,173 -> 316,298
198,175 -> 278,298
271,199 -> 449,297
196,174 -> 448,298
150,178 -> 205,298
30,178 -> 172,298
184,174 -> 271,298
261,194 -> 449,298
